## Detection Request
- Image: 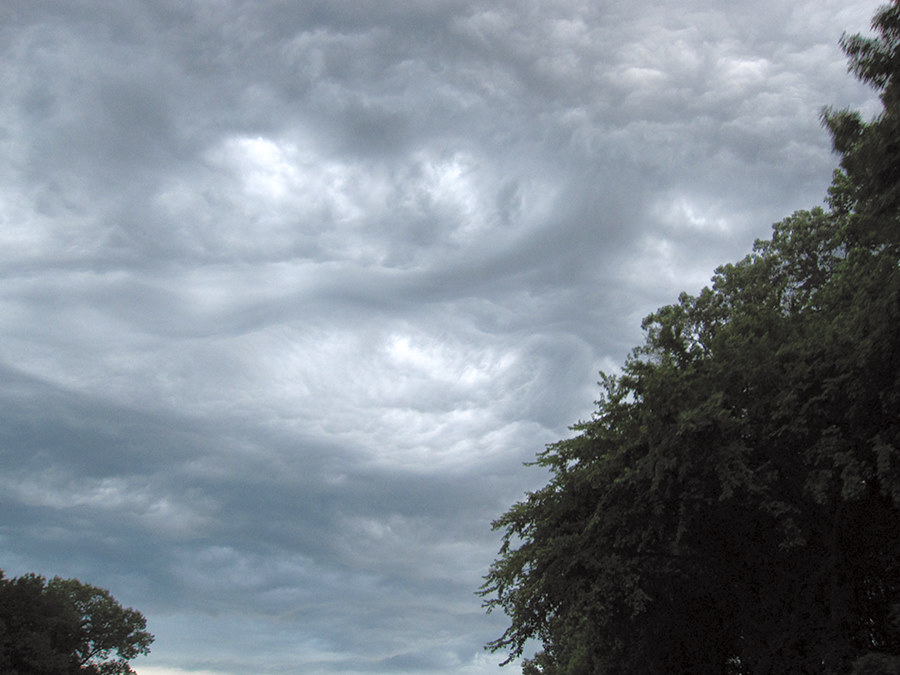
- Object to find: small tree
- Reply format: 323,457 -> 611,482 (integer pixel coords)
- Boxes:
0,570 -> 153,675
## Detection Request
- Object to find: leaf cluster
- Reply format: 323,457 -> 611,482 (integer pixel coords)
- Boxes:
823,1 -> 900,250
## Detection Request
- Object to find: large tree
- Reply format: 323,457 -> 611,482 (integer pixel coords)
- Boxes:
0,571 -> 154,675
481,3 -> 900,673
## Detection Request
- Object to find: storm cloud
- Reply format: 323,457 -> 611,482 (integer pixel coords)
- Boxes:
0,0 -> 882,672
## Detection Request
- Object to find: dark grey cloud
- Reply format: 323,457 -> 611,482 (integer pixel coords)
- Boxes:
0,0 -> 883,672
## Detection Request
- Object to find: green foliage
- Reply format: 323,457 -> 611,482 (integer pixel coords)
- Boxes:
481,4 -> 900,673
823,0 -> 900,249
0,571 -> 153,675
851,651 -> 900,675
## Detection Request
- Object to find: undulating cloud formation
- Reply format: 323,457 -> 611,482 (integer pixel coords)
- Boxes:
0,1 -> 883,672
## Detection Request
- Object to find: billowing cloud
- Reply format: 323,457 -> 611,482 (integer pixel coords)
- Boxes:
0,0 -> 882,672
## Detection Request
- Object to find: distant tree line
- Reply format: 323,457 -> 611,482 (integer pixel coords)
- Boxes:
481,2 -> 900,673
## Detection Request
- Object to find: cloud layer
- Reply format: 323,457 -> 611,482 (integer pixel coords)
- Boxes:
0,0 -> 882,672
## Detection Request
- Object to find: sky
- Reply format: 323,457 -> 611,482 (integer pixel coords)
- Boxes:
0,0 -> 885,673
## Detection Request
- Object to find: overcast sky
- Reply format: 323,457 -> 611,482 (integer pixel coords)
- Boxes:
0,1 -> 884,673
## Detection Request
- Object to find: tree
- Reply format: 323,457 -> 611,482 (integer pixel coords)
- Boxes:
481,3 -> 900,673
0,571 -> 154,675
823,0 -> 900,251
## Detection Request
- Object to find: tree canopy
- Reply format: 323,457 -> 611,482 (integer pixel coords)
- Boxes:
481,3 -> 900,673
0,571 -> 153,675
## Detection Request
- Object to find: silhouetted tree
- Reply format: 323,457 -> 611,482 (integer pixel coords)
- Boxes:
0,571 -> 153,675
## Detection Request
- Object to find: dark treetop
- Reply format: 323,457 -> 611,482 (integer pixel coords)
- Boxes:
0,571 -> 153,675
